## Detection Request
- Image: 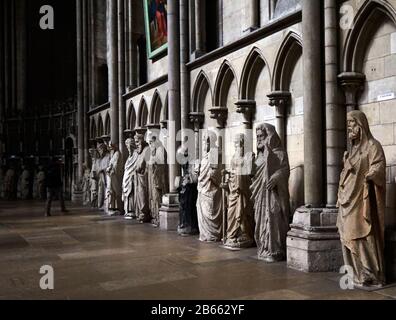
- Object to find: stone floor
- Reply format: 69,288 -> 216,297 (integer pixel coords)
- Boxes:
0,201 -> 396,300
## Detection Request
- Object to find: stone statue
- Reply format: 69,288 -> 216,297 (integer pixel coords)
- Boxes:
148,134 -> 168,227
88,148 -> 99,208
3,167 -> 16,200
18,166 -> 31,200
222,133 -> 254,249
196,130 -> 222,242
82,163 -> 91,206
251,124 -> 290,262
33,166 -> 46,200
123,138 -> 138,219
97,142 -> 111,210
134,133 -> 151,223
337,110 -> 386,288
106,141 -> 123,215
177,141 -> 199,236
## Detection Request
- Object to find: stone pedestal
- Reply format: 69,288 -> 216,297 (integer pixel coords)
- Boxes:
159,193 -> 180,231
71,190 -> 84,204
385,228 -> 396,282
287,207 -> 343,272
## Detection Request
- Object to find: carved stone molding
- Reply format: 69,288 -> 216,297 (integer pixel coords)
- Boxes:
267,91 -> 291,118
189,112 -> 205,131
338,72 -> 366,112
235,100 -> 256,128
208,107 -> 228,129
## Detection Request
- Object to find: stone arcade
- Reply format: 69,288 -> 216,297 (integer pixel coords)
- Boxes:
1,0 -> 396,291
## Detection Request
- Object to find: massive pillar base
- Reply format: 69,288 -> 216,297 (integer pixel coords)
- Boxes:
287,207 -> 343,272
386,228 -> 396,282
159,193 -> 180,231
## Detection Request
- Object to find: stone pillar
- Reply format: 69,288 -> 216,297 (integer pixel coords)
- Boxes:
338,72 -> 365,114
267,91 -> 291,146
159,0 -> 181,231
128,1 -> 138,89
76,0 -> 84,179
90,0 -> 96,106
83,0 -> 90,164
15,0 -> 27,113
302,0 -> 323,208
0,0 -> 4,154
189,112 -> 205,161
325,0 -> 344,207
286,0 -> 343,273
217,0 -> 223,47
108,0 -> 119,144
193,0 -> 204,58
180,0 -> 190,139
244,0 -> 259,34
118,0 -> 126,158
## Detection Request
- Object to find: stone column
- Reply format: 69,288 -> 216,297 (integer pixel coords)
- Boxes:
338,72 -> 365,114
128,1 -> 138,89
193,0 -> 204,58
118,0 -> 126,158
217,0 -> 223,47
325,0 -> 344,207
108,0 -> 119,144
244,0 -> 259,34
189,112 -> 205,161
83,0 -> 90,164
302,0 -> 323,208
267,91 -> 291,146
0,0 -> 4,155
90,0 -> 96,106
159,0 -> 181,231
286,0 -> 343,273
15,0 -> 27,113
76,0 -> 84,179
180,0 -> 190,136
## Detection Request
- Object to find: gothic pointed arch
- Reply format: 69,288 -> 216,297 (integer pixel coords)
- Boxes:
137,97 -> 149,127
192,70 -> 212,113
240,47 -> 271,100
342,0 -> 396,72
213,60 -> 238,107
127,101 -> 136,130
104,113 -> 111,136
272,31 -> 303,91
149,90 -> 163,124
90,118 -> 97,139
97,114 -> 104,137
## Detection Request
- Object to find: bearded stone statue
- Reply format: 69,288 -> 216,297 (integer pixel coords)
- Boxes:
251,124 -> 290,262
337,110 -> 386,288
123,138 -> 138,219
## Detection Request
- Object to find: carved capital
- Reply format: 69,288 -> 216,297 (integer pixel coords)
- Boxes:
135,127 -> 147,136
267,91 -> 291,118
209,107 -> 228,129
338,72 -> 366,106
160,120 -> 168,130
189,112 -> 205,131
235,100 -> 256,128
146,123 -> 161,130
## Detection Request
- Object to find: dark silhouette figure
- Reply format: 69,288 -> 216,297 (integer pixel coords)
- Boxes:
45,158 -> 68,217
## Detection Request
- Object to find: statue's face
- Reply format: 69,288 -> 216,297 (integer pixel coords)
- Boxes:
347,118 -> 361,142
148,137 -> 157,151
257,129 -> 267,150
135,137 -> 143,153
234,137 -> 244,156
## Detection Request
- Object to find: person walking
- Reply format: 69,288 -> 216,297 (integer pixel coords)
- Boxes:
45,158 -> 68,217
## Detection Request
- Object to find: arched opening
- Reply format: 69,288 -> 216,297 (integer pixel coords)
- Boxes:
104,113 -> 111,136
137,97 -> 149,128
273,31 -> 304,215
97,115 -> 104,138
90,118 -> 97,140
149,91 -> 163,125
127,102 -> 136,130
192,70 -> 212,126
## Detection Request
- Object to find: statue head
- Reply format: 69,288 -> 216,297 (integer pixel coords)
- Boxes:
125,138 -> 136,155
89,148 -> 98,160
256,123 -> 281,152
134,133 -> 146,154
203,130 -> 217,154
97,142 -> 108,157
347,111 -> 372,146
148,133 -> 159,152
234,133 -> 246,157
108,141 -> 118,152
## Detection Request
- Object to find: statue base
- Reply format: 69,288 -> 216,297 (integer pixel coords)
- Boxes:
287,207 -> 343,272
159,193 -> 180,231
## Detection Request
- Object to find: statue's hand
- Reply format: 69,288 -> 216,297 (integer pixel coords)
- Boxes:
365,171 -> 375,182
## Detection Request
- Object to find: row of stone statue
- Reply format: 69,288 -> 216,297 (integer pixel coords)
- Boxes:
83,110 -> 387,288
84,133 -> 168,226
0,165 -> 47,201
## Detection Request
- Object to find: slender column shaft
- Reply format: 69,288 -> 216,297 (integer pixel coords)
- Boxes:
118,0 -> 126,157
194,0 -> 203,54
128,0 -> 137,89
108,0 -> 119,144
90,0 -> 96,107
302,0 -> 324,207
83,0 -> 89,163
180,0 -> 189,137
217,0 -> 223,47
245,0 -> 259,33
76,0 -> 84,179
325,0 -> 344,207
168,0 -> 181,193
15,0 -> 27,113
